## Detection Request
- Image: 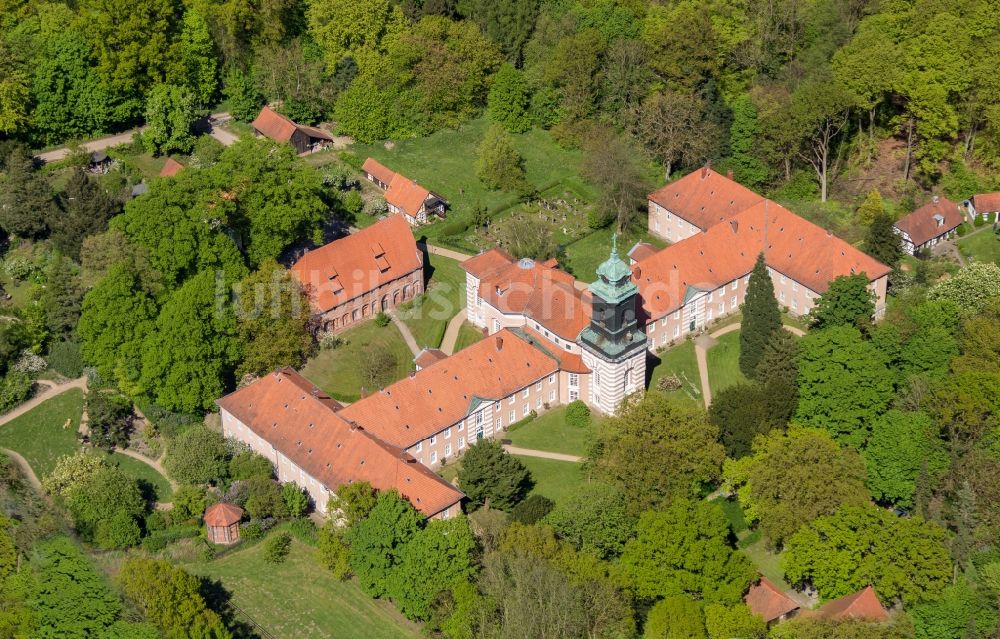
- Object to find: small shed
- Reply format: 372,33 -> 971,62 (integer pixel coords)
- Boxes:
89,151 -> 112,174
204,503 -> 244,544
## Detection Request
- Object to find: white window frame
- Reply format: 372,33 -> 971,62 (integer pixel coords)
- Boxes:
414,442 -> 422,453
509,410 -> 515,422
430,435 -> 437,445
569,373 -> 579,387
430,451 -> 437,464
444,428 -> 451,439
522,403 -> 529,416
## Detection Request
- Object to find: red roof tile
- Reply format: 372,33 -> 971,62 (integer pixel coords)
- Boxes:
894,197 -> 964,246
251,106 -> 332,143
815,586 -> 888,622
362,157 -> 398,185
415,348 -> 448,368
216,368 -> 463,518
972,192 -> 1000,213
461,248 -> 515,279
648,167 -> 764,230
744,577 -> 800,622
628,241 -> 659,263
204,502 -> 243,526
338,329 -> 558,447
520,326 -> 590,374
159,157 -> 184,178
385,173 -> 432,218
477,258 -> 589,340
634,200 -> 891,318
290,215 -> 422,313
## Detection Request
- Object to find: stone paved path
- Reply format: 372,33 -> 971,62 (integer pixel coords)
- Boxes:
387,310 -> 420,356
503,445 -> 582,462
421,243 -> 470,262
440,310 -> 467,355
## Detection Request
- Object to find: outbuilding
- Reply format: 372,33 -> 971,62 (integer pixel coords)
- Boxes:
204,503 -> 244,545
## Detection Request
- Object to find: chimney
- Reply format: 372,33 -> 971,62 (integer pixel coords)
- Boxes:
730,220 -> 738,234
701,165 -> 709,178
932,194 -> 940,204
826,229 -> 833,237
495,336 -> 503,351
409,370 -> 416,378
634,266 -> 641,279
726,169 -> 733,180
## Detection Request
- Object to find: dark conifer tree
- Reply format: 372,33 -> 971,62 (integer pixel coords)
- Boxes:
50,170 -> 121,260
0,152 -> 55,239
865,212 -> 903,269
739,253 -> 781,378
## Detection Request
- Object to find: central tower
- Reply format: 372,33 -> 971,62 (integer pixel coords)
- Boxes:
578,236 -> 647,414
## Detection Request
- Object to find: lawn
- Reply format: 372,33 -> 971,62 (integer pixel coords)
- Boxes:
741,534 -> 791,591
561,225 -> 667,282
188,537 -> 418,639
647,342 -> 702,407
108,452 -> 173,502
453,322 -> 485,353
0,389 -> 84,478
301,321 -> 414,402
516,456 -> 587,506
399,254 -> 465,349
958,228 -> 1000,266
706,331 -> 747,394
506,406 -> 600,457
348,118 -> 591,224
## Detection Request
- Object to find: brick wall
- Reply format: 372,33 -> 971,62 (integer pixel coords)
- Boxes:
318,268 -> 423,333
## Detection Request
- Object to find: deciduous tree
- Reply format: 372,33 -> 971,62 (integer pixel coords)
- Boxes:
488,64 -> 531,133
118,558 -> 231,639
164,425 -> 230,485
927,263 -> 1000,316
143,83 -> 200,155
811,274 -> 876,331
388,517 -> 476,620
477,125 -> 528,193
545,482 -> 635,559
643,596 -> 706,639
863,410 -> 948,509
346,490 -> 422,597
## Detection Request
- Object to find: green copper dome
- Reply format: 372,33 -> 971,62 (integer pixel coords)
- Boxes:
589,234 -> 638,303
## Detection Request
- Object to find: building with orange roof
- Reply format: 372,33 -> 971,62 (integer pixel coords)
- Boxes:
289,215 -> 424,333
648,166 -> 764,242
217,367 -> 464,519
159,157 -> 184,178
964,192 -> 1000,224
361,157 -> 446,226
744,577 -> 800,624
251,106 -> 333,155
894,195 -> 964,255
812,586 -> 889,622
204,503 -> 243,544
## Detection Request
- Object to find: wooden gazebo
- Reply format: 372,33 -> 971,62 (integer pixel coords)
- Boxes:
204,503 -> 244,544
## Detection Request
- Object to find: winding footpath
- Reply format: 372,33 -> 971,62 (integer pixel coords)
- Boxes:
694,323 -> 806,408
387,310 -> 420,357
0,377 -> 87,427
440,309 -> 468,355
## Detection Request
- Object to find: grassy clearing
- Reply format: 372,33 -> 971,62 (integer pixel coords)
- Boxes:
647,342 -> 702,408
516,456 -> 587,506
301,321 -> 414,403
188,537 -> 418,639
958,228 -> 1000,266
506,406 -> 600,457
561,225 -> 667,283
108,452 -> 173,502
710,495 -> 748,536
0,389 -> 84,478
399,254 -> 465,350
741,535 -> 791,591
706,331 -> 747,394
453,322 -> 485,353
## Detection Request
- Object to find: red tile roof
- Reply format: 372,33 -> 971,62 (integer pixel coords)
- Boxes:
415,348 -> 448,369
251,106 -> 332,143
971,192 -> 1000,213
338,329 -> 558,447
204,502 -> 243,526
894,197 -> 963,246
461,247 -> 515,279
386,173 -> 433,218
216,368 -> 463,518
628,241 -> 659,263
362,157 -> 397,185
477,258 -> 589,340
290,215 -> 422,313
744,577 -> 800,623
520,326 -> 590,374
159,157 -> 184,178
634,200 -> 891,318
648,167 -> 764,230
815,586 -> 888,622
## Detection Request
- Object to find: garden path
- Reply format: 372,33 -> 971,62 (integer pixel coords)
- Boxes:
502,445 -> 582,462
387,311 -> 420,357
440,310 -> 467,355
0,448 -> 42,492
0,377 -> 87,426
113,447 -> 178,491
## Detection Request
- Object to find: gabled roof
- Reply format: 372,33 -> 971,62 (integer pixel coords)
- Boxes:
519,326 -> 590,374
461,247 -> 515,280
971,192 -> 1000,213
815,586 -> 888,621
290,215 -> 422,312
628,241 -> 659,263
362,157 -> 398,185
744,577 -> 800,622
338,329 -> 558,447
414,348 -> 448,369
204,502 -> 243,526
159,157 -> 184,178
894,196 -> 963,246
476,258 -> 589,340
648,167 -> 764,230
385,173 -> 433,217
634,200 -> 891,318
251,106 -> 333,143
216,368 -> 464,518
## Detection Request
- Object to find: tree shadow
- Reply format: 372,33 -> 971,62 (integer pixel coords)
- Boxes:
200,577 -> 265,639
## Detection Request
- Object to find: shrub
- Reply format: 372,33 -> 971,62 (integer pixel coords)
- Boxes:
957,222 -> 971,237
511,494 -> 554,524
240,521 -> 263,541
319,332 -> 344,350
163,426 -> 229,485
263,531 -> 292,564
343,190 -> 364,215
47,341 -> 84,377
172,484 -> 209,522
13,350 -> 46,374
283,482 -> 310,518
228,450 -> 274,481
287,518 -> 318,545
565,400 -> 591,427
0,372 -> 33,413
244,479 -> 288,519
657,375 -> 682,391
374,312 -> 391,328
3,256 -> 35,282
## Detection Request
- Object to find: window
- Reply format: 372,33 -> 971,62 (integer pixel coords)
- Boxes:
444,428 -> 451,439
535,382 -> 542,391
495,418 -> 501,430
666,212 -> 672,220
509,396 -> 515,404
661,333 -> 667,345
457,421 -> 463,431
523,403 -> 529,416
718,302 -> 724,313
780,274 -> 786,284
779,291 -> 786,302
549,390 -> 555,401
493,319 -> 500,332
414,442 -> 422,453
430,451 -> 437,463
792,299 -> 798,310
522,388 -> 529,398
535,398 -> 541,408
430,435 -> 437,445
595,372 -> 601,385
509,410 -> 515,422
654,219 -> 659,231
731,280 -> 737,290
458,437 -> 465,449
548,374 -> 555,384
476,412 -> 484,426
569,373 -> 579,387
792,281 -> 798,292
730,296 -> 737,307
660,317 -> 667,326
476,294 -> 482,307
569,390 -> 579,401
673,310 -> 681,320
445,443 -> 452,456
673,325 -> 680,338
